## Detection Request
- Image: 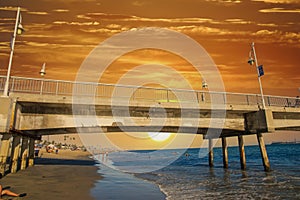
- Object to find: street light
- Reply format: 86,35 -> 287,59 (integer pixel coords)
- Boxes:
2,7 -> 24,97
248,42 -> 266,109
39,63 -> 46,94
201,80 -> 208,102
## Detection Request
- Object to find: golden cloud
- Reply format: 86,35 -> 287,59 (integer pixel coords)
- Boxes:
27,11 -> 49,15
260,8 -> 300,13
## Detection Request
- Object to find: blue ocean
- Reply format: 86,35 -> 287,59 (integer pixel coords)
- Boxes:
92,144 -> 300,199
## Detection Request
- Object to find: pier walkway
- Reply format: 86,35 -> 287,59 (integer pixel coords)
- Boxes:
0,75 -> 299,174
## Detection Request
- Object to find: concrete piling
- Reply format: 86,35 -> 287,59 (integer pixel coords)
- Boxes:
238,135 -> 246,170
10,135 -> 21,173
28,138 -> 35,167
222,137 -> 228,168
257,133 -> 271,171
208,138 -> 214,167
0,134 -> 12,176
20,137 -> 29,170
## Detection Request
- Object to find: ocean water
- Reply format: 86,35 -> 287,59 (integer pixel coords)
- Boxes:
94,144 -> 300,200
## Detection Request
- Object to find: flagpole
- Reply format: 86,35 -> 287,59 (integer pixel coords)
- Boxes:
251,42 -> 266,109
3,7 -> 21,97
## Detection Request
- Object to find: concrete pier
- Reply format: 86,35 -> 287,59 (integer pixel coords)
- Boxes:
0,134 -> 11,176
28,138 -> 35,167
0,86 -> 299,176
208,138 -> 214,167
238,135 -> 246,170
10,135 -> 21,173
20,137 -> 29,170
257,133 -> 271,171
222,137 -> 228,168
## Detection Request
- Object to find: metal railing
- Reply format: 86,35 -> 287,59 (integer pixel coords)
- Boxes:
0,75 -> 298,108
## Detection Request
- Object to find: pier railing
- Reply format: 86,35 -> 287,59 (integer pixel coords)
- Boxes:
0,75 -> 298,107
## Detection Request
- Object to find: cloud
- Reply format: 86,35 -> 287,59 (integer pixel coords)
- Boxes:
53,21 -> 100,26
132,1 -> 148,6
106,24 -> 122,29
27,11 -> 49,15
257,23 -> 278,27
77,15 -> 92,20
170,25 -> 245,36
253,29 -> 300,46
0,7 -> 28,11
252,0 -> 299,3
259,7 -> 300,13
25,41 -> 95,48
225,18 -> 253,24
205,0 -> 241,4
79,13 -> 218,24
52,9 -> 69,13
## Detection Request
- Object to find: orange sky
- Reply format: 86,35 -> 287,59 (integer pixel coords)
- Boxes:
1,0 -> 299,150
0,0 -> 299,96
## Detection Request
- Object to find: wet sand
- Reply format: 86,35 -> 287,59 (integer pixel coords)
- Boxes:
0,149 -> 101,200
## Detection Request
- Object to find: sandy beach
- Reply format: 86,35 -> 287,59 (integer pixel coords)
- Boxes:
0,149 -> 101,200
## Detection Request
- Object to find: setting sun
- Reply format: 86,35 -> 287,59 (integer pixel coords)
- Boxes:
148,132 -> 172,142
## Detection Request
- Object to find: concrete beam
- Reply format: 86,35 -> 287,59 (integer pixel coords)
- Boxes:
20,137 -> 29,170
28,138 -> 35,167
0,134 -> 11,176
10,135 -> 21,173
244,109 -> 274,133
0,97 -> 15,133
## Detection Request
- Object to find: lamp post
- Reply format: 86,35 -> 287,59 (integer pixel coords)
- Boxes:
3,7 -> 24,97
201,80 -> 208,102
248,42 -> 266,109
39,62 -> 46,94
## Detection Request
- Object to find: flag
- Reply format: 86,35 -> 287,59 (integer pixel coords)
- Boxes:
10,34 -> 14,50
16,11 -> 24,35
258,65 -> 264,77
19,12 -> 22,24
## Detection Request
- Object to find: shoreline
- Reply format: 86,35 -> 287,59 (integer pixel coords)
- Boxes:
0,149 -> 101,200
91,163 -> 166,200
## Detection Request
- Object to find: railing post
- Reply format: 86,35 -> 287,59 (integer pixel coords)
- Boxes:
167,89 -> 169,102
286,98 -> 290,107
267,96 -> 271,106
246,95 -> 250,105
55,81 -> 59,95
40,79 -> 44,95
11,77 -> 15,93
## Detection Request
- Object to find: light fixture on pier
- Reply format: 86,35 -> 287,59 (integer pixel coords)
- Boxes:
202,80 -> 208,89
17,23 -> 25,35
247,42 -> 266,109
3,7 -> 25,96
40,62 -> 46,77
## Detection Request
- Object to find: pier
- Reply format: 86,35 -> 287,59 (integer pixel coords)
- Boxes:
0,75 -> 300,175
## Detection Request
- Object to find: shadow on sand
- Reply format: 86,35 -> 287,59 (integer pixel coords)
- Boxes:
35,157 -> 97,166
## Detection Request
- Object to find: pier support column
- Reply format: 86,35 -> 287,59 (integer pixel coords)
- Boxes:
28,138 -> 35,167
257,133 -> 270,171
20,137 -> 29,170
238,135 -> 246,170
0,134 -> 12,176
208,138 -> 214,167
10,135 -> 21,173
222,137 -> 228,168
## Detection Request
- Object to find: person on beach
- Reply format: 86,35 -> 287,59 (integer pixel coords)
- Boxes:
0,185 -> 26,199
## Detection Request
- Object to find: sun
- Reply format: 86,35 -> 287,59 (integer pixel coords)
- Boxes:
148,132 -> 172,142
